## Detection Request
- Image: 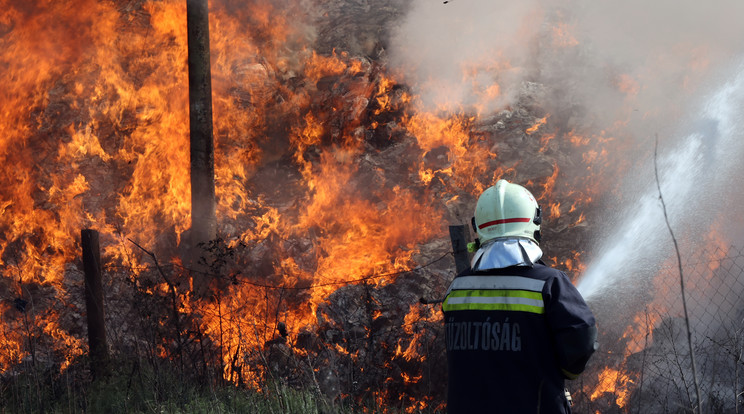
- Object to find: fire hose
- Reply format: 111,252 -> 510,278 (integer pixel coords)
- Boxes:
419,297 -> 443,305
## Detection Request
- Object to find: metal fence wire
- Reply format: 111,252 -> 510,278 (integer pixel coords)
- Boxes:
7,242 -> 744,413
574,245 -> 744,414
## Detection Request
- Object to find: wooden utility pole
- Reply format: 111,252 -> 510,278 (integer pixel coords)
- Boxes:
187,0 -> 216,247
82,229 -> 109,378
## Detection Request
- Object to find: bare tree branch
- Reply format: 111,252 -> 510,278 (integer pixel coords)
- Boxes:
654,134 -> 703,414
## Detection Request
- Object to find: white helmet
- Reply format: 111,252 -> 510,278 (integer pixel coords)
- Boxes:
473,179 -> 542,244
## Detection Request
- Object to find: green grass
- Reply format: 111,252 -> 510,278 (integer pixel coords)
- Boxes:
0,357 -> 431,414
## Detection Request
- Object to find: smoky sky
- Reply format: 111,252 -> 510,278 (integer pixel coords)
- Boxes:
383,0 -> 744,231
386,0 -> 744,127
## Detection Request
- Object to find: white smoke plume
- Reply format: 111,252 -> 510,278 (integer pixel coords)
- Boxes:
386,0 -> 542,113
386,0 -> 744,124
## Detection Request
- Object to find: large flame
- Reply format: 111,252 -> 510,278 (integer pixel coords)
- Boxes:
0,0 -> 458,381
0,0 -> 656,411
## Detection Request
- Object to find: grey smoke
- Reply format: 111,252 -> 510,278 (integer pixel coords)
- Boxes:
386,0 -> 744,125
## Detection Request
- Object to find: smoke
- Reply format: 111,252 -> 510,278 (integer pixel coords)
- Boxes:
386,0 -> 744,125
385,0 -> 744,235
386,0 -> 543,113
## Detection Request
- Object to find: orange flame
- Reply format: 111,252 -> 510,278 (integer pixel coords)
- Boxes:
0,3 -> 614,412
526,115 -> 549,135
590,367 -> 633,408
551,22 -> 579,48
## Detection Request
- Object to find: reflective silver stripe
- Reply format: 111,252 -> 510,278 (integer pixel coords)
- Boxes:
446,295 -> 544,308
446,276 -> 545,295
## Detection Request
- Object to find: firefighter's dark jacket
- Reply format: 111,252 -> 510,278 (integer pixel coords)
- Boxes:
443,261 -> 598,414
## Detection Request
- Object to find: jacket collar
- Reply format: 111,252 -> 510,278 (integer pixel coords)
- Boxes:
470,237 -> 543,271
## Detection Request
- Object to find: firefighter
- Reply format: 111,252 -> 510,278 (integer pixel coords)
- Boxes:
443,179 -> 597,414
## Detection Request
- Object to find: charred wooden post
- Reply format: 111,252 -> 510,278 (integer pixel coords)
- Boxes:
187,0 -> 216,246
81,229 -> 108,378
449,224 -> 470,274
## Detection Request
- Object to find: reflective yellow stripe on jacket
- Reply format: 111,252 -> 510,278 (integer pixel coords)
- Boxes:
443,276 -> 546,314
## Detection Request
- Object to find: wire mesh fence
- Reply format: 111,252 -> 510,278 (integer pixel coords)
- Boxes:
4,241 -> 744,413
574,244 -> 744,414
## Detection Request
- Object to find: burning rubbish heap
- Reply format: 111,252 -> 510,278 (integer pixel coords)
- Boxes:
9,0 -> 744,412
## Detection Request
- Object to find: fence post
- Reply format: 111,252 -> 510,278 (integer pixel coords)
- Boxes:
82,229 -> 108,378
449,225 -> 470,274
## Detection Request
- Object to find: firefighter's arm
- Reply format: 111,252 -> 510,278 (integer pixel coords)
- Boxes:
546,273 -> 599,379
554,323 -> 598,379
